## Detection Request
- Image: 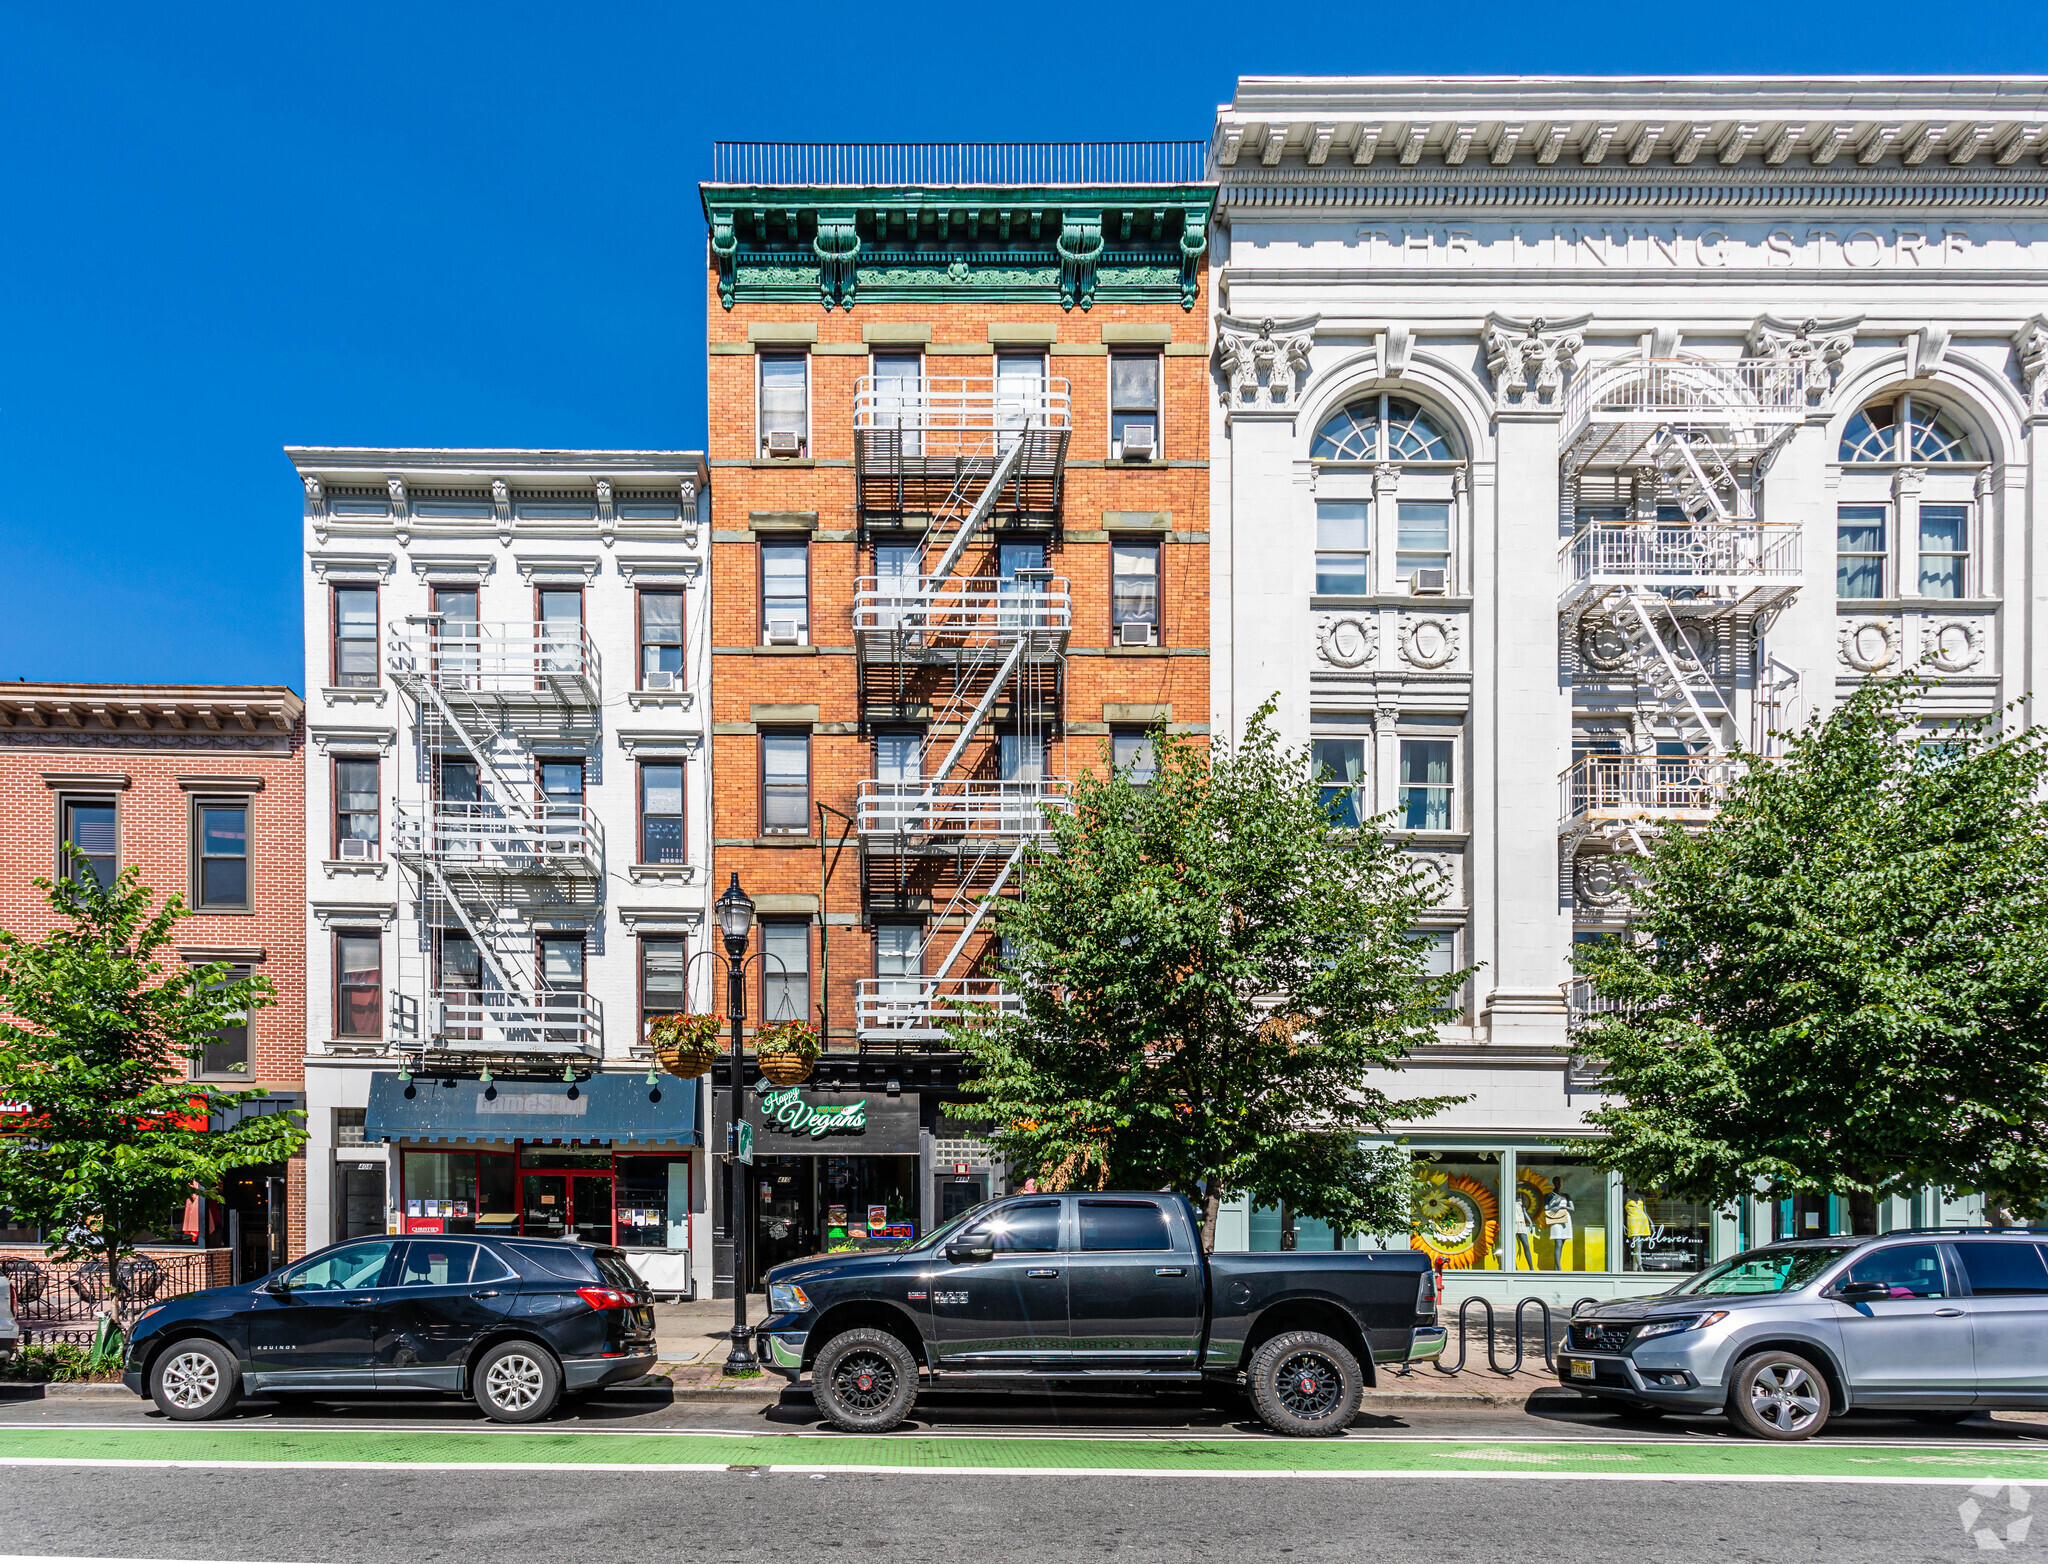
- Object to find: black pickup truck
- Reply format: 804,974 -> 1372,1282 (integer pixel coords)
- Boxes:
756,1190 -> 1444,1435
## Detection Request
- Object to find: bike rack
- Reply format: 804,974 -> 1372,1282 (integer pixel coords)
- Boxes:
1430,1293 -> 1605,1376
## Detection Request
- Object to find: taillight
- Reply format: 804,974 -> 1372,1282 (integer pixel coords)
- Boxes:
1420,1268 -> 1440,1309
576,1285 -> 636,1311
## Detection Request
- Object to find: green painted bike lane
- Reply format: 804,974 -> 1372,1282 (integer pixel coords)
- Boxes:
2,1426 -> 2047,1483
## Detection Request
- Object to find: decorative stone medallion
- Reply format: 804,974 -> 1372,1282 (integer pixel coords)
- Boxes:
1316,615 -> 1378,669
1579,620 -> 1632,675
1408,851 -> 1461,907
1398,614 -> 1461,670
1838,617 -> 1901,674
1574,855 -> 1634,912
1919,618 -> 1987,674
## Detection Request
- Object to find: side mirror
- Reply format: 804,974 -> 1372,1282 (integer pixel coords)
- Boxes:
1835,1279 -> 1888,1302
262,1277 -> 292,1298
945,1241 -> 995,1265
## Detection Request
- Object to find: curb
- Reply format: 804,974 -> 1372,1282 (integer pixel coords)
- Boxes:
1,1382 -> 132,1399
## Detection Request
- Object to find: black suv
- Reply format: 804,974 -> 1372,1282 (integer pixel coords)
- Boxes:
121,1234 -> 656,1423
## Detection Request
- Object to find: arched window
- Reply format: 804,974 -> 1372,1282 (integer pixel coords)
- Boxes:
1839,394 -> 1977,464
1312,394 -> 1455,463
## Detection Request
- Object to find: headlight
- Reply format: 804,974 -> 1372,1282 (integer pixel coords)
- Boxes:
1633,1311 -> 1727,1340
767,1283 -> 812,1314
130,1306 -> 165,1334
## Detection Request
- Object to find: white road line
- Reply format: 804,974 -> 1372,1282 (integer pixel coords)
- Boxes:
0,1456 -> 2045,1486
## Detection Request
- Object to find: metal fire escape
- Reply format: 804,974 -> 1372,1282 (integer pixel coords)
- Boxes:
386,618 -> 607,1062
1557,354 -> 1808,858
850,374 -> 1073,1044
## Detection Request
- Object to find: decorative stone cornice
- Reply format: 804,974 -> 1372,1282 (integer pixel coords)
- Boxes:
1483,313 -> 1588,410
312,902 -> 398,930
1747,314 -> 1859,404
2014,315 -> 2048,413
308,552 -> 397,583
1214,314 -> 1318,409
408,553 -> 495,585
615,555 -> 703,585
0,686 -> 302,741
614,727 -> 703,758
698,186 -> 1215,313
514,555 -> 605,585
309,726 -> 398,756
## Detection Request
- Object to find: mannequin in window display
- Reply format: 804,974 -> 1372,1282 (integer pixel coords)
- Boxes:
1544,1190 -> 1575,1270
1514,1190 -> 1537,1269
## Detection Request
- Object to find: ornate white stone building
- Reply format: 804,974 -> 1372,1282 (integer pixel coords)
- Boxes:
292,448 -> 716,1296
1205,78 -> 2047,1292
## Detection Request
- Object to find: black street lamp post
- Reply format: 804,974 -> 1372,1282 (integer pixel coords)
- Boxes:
715,872 -> 757,1376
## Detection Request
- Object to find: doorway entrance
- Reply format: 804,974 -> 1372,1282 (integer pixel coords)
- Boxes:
521,1171 -> 615,1244
747,1154 -> 921,1288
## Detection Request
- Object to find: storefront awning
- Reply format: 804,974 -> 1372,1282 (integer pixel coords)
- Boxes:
364,1072 -> 701,1147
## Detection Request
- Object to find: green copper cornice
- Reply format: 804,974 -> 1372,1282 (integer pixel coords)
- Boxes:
699,184 -> 1215,312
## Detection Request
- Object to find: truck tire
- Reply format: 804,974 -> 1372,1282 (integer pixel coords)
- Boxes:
1247,1330 -> 1363,1437
150,1337 -> 241,1421
812,1328 -> 918,1434
1726,1348 -> 1830,1440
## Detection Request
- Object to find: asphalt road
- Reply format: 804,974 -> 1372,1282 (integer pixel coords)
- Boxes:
0,1388 -> 2040,1564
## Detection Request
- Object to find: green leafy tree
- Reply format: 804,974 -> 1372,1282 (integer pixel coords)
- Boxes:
950,704 -> 1468,1250
0,855 -> 306,1321
1576,676 -> 2048,1219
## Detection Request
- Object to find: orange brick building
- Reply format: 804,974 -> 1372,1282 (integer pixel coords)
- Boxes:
0,684 -> 307,1297
700,142 -> 1213,1290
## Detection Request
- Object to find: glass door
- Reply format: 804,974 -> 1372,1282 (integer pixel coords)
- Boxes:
522,1173 -> 569,1238
569,1173 -> 614,1245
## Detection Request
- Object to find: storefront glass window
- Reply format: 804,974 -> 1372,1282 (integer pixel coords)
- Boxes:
616,1155 -> 690,1249
1515,1155 -> 1608,1272
1411,1152 -> 1503,1271
1621,1185 -> 1714,1274
404,1152 -> 477,1229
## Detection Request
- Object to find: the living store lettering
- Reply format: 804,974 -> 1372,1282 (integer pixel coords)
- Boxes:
1338,224 -> 2002,269
757,1086 -> 868,1138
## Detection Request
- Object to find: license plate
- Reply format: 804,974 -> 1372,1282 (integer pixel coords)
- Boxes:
1566,1357 -> 1595,1380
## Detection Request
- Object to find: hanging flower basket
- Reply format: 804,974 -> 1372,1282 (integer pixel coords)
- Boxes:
649,1013 -> 722,1079
753,1019 -> 820,1086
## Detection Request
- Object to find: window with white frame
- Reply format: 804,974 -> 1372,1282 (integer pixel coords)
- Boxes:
1311,738 -> 1367,827
1110,352 -> 1161,458
1398,738 -> 1455,832
1310,393 -> 1461,595
1314,501 -> 1371,595
1312,395 -> 1455,463
758,352 -> 808,455
1834,391 -> 1987,604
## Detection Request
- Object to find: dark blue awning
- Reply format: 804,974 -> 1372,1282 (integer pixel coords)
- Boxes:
364,1072 -> 700,1147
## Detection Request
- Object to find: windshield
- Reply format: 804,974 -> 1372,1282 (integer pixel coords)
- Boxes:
904,1200 -> 997,1254
1671,1244 -> 1854,1296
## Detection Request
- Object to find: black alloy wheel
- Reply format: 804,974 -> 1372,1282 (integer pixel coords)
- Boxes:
1274,1349 -> 1344,1422
811,1327 -> 920,1434
831,1349 -> 898,1413
1247,1329 -> 1364,1437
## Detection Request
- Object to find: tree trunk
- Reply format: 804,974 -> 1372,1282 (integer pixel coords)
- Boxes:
1199,1178 -> 1221,1255
1279,1200 -> 1296,1251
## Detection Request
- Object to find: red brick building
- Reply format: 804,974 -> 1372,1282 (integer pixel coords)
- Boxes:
0,683 -> 307,1297
700,141 -> 1213,1290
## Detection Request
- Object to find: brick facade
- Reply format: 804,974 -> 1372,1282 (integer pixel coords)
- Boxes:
0,685 -> 308,1267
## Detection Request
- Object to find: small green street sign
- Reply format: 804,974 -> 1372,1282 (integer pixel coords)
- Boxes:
734,1120 -> 755,1166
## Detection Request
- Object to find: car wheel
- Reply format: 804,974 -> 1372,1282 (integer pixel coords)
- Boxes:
472,1341 -> 562,1424
1727,1349 -> 1830,1440
811,1328 -> 918,1434
150,1339 -> 240,1421
1247,1330 -> 1363,1438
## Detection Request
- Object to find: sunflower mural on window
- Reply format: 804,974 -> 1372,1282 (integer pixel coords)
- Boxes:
1409,1161 -> 1500,1270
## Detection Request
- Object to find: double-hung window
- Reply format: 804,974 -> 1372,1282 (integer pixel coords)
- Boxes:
196,964 -> 253,1079
1111,729 -> 1157,785
539,934 -> 586,1044
538,588 -> 583,676
1837,506 -> 1888,599
60,797 -> 118,888
1399,739 -> 1454,831
1110,353 -> 1161,458
1312,738 -> 1367,828
639,590 -> 684,687
760,542 -> 809,644
761,922 -> 811,1025
639,761 -> 685,864
195,800 -> 250,910
1919,505 -> 1970,598
1396,501 -> 1452,587
640,936 -> 687,1034
1315,501 -> 1371,596
334,758 -> 380,859
871,352 -> 924,457
332,586 -> 379,688
759,352 -> 808,455
997,351 -> 1047,432
762,733 -> 810,834
335,932 -> 382,1039
1111,541 -> 1161,642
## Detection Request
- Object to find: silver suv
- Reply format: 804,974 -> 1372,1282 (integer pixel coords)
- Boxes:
1557,1229 -> 2048,1440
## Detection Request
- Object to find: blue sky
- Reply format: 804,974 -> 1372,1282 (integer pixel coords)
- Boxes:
4,2 -> 2044,689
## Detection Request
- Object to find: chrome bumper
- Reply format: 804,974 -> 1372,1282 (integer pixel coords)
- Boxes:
1408,1325 -> 1448,1364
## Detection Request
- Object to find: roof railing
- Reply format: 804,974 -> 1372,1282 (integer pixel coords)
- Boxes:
711,141 -> 1209,187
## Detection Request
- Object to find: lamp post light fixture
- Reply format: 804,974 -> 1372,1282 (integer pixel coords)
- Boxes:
714,872 -> 757,1375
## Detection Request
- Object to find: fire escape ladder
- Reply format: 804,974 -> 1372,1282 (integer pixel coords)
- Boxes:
925,435 -> 1029,589
416,856 -> 530,996
1612,590 -> 1733,757
929,841 -> 1026,983
409,674 -> 534,827
926,634 -> 1028,789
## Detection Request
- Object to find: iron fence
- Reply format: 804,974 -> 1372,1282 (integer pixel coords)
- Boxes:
711,141 -> 1209,187
2,1251 -> 220,1342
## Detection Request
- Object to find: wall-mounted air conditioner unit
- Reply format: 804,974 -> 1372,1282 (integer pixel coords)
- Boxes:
643,670 -> 679,691
1118,424 -> 1156,461
338,838 -> 375,861
1411,568 -> 1448,595
765,430 -> 802,456
765,620 -> 804,646
1118,621 -> 1157,648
